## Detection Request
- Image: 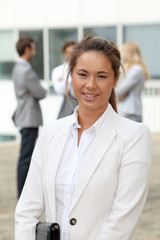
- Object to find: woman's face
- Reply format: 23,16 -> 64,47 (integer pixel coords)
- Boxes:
72,51 -> 118,113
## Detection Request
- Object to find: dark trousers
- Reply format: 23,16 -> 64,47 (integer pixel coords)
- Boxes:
17,127 -> 38,198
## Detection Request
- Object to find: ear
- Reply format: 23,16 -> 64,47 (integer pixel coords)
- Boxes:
113,72 -> 120,88
24,46 -> 30,54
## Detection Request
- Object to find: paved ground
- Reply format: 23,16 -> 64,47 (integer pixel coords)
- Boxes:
0,133 -> 160,240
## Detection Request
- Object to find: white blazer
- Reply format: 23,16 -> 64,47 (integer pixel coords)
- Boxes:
15,105 -> 151,240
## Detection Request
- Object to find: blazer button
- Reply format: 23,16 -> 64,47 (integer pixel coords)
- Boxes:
70,218 -> 77,225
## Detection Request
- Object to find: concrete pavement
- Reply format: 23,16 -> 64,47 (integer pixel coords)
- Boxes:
0,133 -> 159,240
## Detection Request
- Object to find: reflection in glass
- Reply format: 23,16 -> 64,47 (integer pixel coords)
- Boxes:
0,31 -> 15,80
49,28 -> 77,78
20,30 -> 44,79
123,24 -> 160,79
84,27 -> 117,44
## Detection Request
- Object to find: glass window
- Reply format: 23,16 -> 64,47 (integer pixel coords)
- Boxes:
84,26 -> 117,43
0,31 -> 15,80
123,24 -> 160,79
20,30 -> 44,79
49,28 -> 78,77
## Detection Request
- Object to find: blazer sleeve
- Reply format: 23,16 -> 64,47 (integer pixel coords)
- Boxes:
15,127 -> 46,240
25,69 -> 47,100
96,125 -> 152,240
116,66 -> 144,97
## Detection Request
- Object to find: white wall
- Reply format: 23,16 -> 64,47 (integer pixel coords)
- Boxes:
142,96 -> 160,133
0,81 -> 17,135
0,0 -> 160,29
120,0 -> 160,23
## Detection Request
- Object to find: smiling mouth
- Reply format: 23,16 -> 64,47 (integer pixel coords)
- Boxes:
83,93 -> 99,100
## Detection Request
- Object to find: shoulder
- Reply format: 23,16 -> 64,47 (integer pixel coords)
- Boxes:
128,65 -> 144,76
124,65 -> 145,83
12,63 -> 30,79
117,114 -> 151,145
115,114 -> 152,167
117,112 -> 149,134
52,64 -> 64,74
12,62 -> 27,72
106,105 -> 150,139
51,64 -> 64,81
40,114 -> 73,141
107,106 -> 151,151
24,68 -> 37,80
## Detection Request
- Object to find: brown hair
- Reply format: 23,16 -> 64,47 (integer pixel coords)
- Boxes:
16,37 -> 34,56
62,40 -> 77,53
67,36 -> 123,112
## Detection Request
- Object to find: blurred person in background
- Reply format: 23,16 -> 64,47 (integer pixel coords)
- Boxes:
52,40 -> 78,119
116,42 -> 149,122
12,37 -> 47,198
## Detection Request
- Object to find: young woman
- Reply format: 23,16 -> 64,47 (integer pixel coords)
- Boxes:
116,42 -> 150,122
15,36 -> 151,240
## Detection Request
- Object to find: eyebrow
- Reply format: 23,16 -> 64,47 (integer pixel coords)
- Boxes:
98,71 -> 109,74
77,69 -> 88,73
77,69 -> 110,74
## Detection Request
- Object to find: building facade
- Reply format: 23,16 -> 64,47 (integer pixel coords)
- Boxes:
0,0 -> 160,138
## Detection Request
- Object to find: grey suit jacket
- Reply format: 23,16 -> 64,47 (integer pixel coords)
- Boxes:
12,62 -> 47,128
57,94 -> 78,119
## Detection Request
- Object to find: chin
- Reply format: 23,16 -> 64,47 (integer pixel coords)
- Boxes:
81,101 -> 108,112
82,103 -> 99,110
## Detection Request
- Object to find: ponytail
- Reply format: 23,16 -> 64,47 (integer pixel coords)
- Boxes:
109,89 -> 117,113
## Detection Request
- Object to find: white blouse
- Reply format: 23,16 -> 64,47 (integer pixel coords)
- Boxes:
55,105 -> 109,240
51,63 -> 74,111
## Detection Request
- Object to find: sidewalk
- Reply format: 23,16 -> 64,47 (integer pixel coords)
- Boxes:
0,134 -> 160,240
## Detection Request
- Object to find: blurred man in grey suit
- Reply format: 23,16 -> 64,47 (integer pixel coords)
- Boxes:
12,37 -> 47,198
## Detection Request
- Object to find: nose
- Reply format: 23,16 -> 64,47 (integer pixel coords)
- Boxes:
85,76 -> 96,89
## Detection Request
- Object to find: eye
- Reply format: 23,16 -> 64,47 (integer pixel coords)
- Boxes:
98,75 -> 107,79
77,73 -> 87,77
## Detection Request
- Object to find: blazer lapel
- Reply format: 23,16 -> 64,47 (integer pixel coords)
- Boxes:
46,117 -> 73,219
70,105 -> 118,212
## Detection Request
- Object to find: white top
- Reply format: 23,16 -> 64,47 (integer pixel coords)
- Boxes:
116,65 -> 145,116
52,63 -> 71,96
55,105 -> 109,240
51,63 -> 74,111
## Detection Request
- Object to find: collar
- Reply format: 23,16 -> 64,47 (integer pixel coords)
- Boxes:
17,58 -> 31,69
71,104 -> 110,135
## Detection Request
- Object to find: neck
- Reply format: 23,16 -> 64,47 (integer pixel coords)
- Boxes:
20,56 -> 30,63
78,104 -> 108,130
